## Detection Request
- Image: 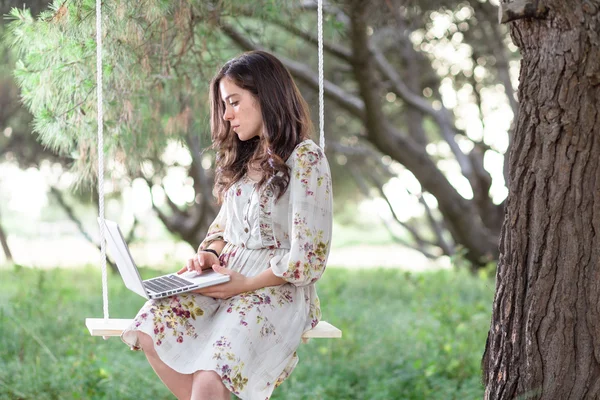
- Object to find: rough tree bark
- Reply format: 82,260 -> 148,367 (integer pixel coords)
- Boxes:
482,1 -> 600,398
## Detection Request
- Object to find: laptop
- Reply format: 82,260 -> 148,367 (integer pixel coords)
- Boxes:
99,218 -> 230,300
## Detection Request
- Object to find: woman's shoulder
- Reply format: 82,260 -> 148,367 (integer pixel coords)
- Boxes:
287,139 -> 325,165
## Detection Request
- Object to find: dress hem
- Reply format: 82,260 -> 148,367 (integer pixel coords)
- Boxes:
122,326 -> 293,400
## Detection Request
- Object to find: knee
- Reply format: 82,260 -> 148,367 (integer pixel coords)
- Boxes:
137,332 -> 158,357
193,370 -> 228,396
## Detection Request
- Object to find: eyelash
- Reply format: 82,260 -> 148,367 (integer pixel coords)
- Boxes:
229,101 -> 239,107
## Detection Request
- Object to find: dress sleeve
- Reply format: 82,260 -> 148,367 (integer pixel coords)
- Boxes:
270,145 -> 333,287
198,203 -> 227,251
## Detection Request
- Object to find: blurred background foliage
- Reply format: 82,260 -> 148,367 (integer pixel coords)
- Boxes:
1,0 -> 516,267
0,1 -> 514,397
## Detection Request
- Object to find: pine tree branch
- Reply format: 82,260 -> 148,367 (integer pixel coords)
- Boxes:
56,87 -> 94,119
259,17 -> 352,63
293,0 -> 350,26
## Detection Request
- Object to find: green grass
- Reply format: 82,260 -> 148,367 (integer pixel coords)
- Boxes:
0,264 -> 494,399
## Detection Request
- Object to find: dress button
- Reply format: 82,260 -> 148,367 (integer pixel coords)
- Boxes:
241,243 -> 245,248
244,228 -> 249,233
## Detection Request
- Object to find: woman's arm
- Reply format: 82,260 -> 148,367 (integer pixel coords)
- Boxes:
269,144 -> 333,286
245,268 -> 286,291
205,240 -> 227,254
181,204 -> 229,274
193,265 -> 285,298
197,240 -> 227,270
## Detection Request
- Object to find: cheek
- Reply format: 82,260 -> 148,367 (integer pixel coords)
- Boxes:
252,108 -> 263,124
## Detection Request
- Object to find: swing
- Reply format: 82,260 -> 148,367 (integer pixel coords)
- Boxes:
85,0 -> 342,343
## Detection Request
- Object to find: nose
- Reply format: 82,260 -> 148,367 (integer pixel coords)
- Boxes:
223,106 -> 233,121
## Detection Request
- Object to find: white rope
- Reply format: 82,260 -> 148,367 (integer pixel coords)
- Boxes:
92,1 -> 321,324
96,0 -> 109,322
317,0 -> 325,150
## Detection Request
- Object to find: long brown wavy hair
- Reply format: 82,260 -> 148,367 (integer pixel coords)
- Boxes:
209,51 -> 313,204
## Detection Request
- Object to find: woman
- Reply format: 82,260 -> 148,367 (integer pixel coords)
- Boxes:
121,50 -> 333,400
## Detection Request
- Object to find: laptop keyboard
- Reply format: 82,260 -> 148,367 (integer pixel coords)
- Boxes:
144,274 -> 194,294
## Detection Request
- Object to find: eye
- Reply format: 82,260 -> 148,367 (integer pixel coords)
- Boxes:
229,101 -> 239,107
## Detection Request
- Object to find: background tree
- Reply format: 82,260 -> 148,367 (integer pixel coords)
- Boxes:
6,0 -> 518,266
0,0 -> 118,264
482,0 -> 600,397
0,0 -> 53,261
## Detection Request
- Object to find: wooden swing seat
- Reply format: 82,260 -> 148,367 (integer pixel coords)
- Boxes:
85,318 -> 341,343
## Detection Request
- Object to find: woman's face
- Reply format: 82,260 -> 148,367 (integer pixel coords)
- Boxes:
219,78 -> 264,141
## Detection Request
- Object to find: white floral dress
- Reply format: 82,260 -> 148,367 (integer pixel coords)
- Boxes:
121,139 -> 333,400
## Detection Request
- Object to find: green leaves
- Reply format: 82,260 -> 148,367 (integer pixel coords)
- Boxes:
4,0 -> 341,189
6,0 -> 225,185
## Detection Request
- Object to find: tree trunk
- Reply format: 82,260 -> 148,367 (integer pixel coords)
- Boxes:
346,1 -> 499,265
482,1 -> 600,398
0,206 -> 12,262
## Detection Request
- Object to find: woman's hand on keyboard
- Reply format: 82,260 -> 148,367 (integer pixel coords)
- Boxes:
177,252 -> 219,275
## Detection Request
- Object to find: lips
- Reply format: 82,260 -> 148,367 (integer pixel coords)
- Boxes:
232,125 -> 240,131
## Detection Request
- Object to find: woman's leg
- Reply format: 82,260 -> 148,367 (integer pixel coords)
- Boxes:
191,370 -> 231,400
138,332 -> 193,400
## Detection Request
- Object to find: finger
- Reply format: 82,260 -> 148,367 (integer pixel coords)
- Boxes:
201,254 -> 211,270
176,266 -> 187,274
193,256 -> 202,272
196,287 -> 221,297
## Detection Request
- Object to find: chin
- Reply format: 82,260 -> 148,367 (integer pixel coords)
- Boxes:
236,133 -> 251,141
236,132 -> 260,142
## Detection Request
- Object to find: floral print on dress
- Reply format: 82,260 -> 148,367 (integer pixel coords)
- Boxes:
134,294 -> 203,346
283,213 -> 329,284
198,203 -> 228,251
258,184 -> 276,247
308,295 -> 321,328
225,287 -> 294,337
121,140 -> 333,400
271,143 -> 333,287
294,145 -> 330,197
213,336 -> 249,395
273,352 -> 297,388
